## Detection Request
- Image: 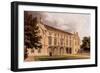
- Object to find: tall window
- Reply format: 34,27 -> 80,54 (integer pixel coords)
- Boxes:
54,33 -> 56,36
70,41 -> 71,47
54,37 -> 57,45
66,48 -> 68,53
67,36 -> 69,46
66,39 -> 68,46
60,38 -> 63,45
48,36 -> 52,46
49,31 -> 52,36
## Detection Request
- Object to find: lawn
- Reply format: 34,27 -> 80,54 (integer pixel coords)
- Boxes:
34,54 -> 90,61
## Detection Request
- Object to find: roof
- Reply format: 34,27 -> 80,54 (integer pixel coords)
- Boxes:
40,22 -> 73,35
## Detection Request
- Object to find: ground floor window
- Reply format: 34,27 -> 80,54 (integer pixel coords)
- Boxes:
66,48 -> 72,54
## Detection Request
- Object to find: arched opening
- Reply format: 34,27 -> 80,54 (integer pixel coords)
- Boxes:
69,48 -> 72,54
60,47 -> 64,55
48,47 -> 53,56
49,52 -> 52,56
66,47 -> 68,53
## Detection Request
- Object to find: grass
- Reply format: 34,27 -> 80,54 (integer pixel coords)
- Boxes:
34,54 -> 90,61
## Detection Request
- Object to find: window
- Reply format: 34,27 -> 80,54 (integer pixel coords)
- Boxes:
49,32 -> 52,35
66,48 -> 68,53
58,33 -> 59,37
60,38 -> 63,45
48,36 -> 52,46
68,36 -> 71,47
54,37 -> 57,45
54,33 -> 56,36
69,48 -> 72,54
66,38 -> 68,45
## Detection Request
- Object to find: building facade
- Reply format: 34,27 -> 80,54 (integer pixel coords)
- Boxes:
27,18 -> 80,57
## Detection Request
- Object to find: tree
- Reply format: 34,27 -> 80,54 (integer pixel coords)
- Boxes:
24,12 -> 42,59
81,37 -> 90,52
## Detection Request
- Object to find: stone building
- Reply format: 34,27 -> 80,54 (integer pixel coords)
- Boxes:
27,18 -> 80,57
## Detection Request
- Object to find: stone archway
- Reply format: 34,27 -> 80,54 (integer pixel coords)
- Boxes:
66,47 -> 68,54
49,51 -> 52,56
60,47 -> 64,55
69,48 -> 72,54
48,48 -> 52,56
53,47 -> 59,56
48,47 -> 53,56
67,47 -> 72,54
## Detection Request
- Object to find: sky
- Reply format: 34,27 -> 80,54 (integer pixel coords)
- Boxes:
27,11 -> 91,41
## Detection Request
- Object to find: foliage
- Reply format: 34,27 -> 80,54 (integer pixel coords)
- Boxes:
24,11 -> 42,59
81,37 -> 90,52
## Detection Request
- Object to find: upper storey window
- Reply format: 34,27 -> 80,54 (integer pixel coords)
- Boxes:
48,36 -> 52,46
49,31 -> 52,36
54,37 -> 57,45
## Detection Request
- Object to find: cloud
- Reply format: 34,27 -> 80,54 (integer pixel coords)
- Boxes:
27,11 -> 90,40
43,12 -> 90,40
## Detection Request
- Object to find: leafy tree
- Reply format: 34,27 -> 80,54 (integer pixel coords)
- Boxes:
81,37 -> 90,52
24,11 -> 42,59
